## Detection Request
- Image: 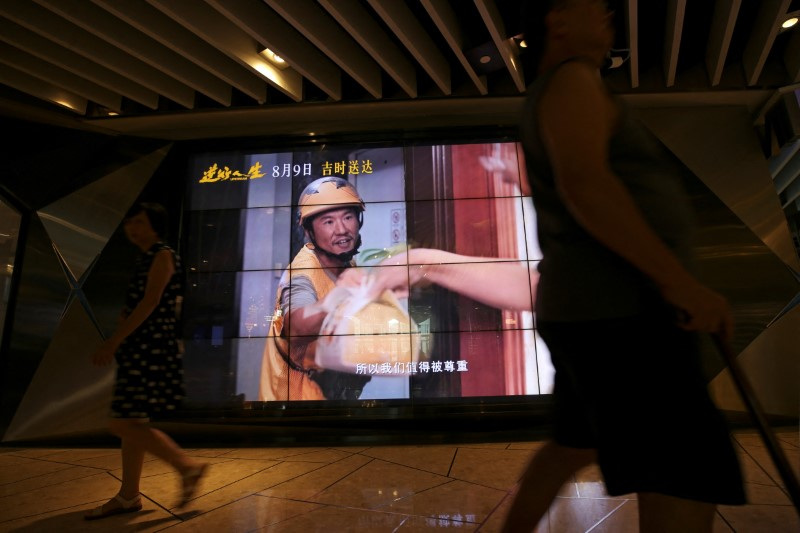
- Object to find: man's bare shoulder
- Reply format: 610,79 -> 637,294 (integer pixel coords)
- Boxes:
543,59 -> 605,99
538,60 -> 612,128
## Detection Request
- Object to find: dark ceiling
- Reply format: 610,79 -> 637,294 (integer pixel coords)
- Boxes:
0,0 -> 799,140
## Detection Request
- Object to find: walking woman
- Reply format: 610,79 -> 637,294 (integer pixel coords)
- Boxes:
85,202 -> 208,520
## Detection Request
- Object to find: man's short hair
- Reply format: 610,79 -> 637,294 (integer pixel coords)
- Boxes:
521,0 -> 569,73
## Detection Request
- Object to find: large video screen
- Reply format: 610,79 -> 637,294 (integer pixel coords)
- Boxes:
182,140 -> 553,405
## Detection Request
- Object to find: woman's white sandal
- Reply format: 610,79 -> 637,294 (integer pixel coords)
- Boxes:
84,493 -> 142,520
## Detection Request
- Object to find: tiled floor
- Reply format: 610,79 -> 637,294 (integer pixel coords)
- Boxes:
0,427 -> 797,532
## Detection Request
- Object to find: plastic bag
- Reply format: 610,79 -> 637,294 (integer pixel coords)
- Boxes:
315,280 -> 423,375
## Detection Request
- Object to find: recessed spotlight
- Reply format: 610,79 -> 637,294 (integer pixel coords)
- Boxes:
479,55 -> 492,64
260,48 -> 288,69
511,34 -> 527,49
782,16 -> 798,29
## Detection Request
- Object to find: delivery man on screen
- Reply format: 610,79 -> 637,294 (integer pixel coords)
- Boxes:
259,177 -> 372,401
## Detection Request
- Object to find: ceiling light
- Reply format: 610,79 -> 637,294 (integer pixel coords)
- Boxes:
260,48 -> 288,69
54,100 -> 77,110
479,55 -> 492,64
519,40 -> 527,48
782,16 -> 798,29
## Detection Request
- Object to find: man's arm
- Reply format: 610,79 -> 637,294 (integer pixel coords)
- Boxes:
405,250 -> 537,312
281,276 -> 329,338
539,61 -> 732,339
284,304 -> 328,338
342,249 -> 538,312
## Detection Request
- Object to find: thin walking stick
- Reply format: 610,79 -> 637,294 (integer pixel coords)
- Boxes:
713,334 -> 800,514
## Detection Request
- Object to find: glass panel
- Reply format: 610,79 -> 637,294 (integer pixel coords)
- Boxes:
37,147 -> 165,280
0,197 -> 21,346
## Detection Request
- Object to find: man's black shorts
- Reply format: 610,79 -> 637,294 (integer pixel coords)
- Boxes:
538,312 -> 746,505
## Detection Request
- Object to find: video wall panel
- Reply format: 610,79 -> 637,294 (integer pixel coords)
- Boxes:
183,140 -> 553,405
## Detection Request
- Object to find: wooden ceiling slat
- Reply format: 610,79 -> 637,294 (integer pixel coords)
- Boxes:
421,0 -> 487,95
319,0 -> 417,98
0,2 -> 195,108
706,0 -> 741,87
0,65 -> 87,114
626,0 -> 640,89
663,0 -> 686,87
207,0 -> 342,101
0,41 -> 122,111
368,0 -> 451,95
37,0 -> 231,106
0,0 -> 797,123
266,0 -> 382,99
742,0 -> 791,86
0,15 -> 159,108
473,0 -> 525,92
148,0 -> 302,103
94,0 -> 265,104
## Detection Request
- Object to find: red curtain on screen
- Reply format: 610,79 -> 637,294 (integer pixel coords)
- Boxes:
451,143 -> 528,397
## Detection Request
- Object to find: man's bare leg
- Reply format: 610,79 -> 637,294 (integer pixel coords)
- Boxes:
501,441 -> 596,533
638,492 -> 716,533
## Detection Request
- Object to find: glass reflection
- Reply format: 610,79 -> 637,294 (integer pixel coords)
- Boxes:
0,197 -> 21,346
36,147 -> 166,281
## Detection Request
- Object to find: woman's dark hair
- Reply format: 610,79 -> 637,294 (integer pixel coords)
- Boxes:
125,202 -> 169,239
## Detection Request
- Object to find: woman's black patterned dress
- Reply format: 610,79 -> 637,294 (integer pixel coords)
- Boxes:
111,242 -> 184,419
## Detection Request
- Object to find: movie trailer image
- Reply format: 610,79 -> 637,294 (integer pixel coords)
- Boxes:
182,140 -> 552,405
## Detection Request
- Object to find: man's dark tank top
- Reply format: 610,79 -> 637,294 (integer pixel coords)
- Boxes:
521,58 -> 695,321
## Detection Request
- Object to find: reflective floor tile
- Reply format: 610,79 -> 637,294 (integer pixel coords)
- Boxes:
360,445 -> 458,476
